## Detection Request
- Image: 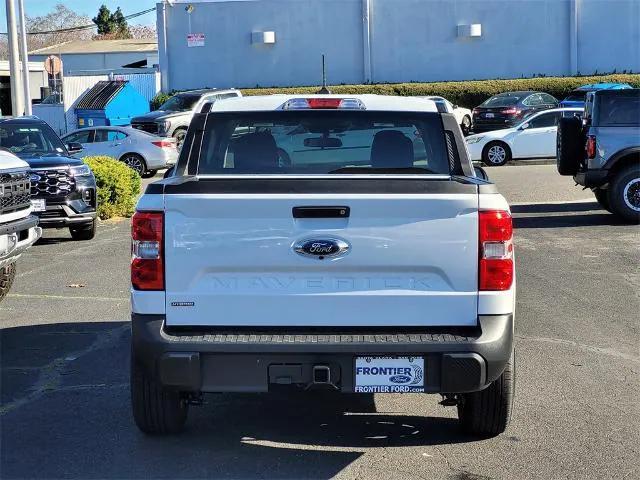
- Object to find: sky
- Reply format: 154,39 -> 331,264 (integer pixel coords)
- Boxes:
0,0 -> 158,32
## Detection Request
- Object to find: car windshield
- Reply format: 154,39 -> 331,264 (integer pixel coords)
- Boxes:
198,111 -> 449,175
564,91 -> 587,102
159,94 -> 201,111
481,95 -> 523,107
0,123 -> 67,156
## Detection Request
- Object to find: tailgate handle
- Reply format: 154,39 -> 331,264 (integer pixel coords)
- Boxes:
292,206 -> 350,219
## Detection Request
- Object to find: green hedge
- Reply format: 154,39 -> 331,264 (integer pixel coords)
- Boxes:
150,90 -> 177,110
240,74 -> 640,109
84,156 -> 141,220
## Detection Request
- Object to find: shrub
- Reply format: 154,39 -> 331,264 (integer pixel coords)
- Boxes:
240,74 -> 640,109
150,90 -> 177,110
83,156 -> 141,220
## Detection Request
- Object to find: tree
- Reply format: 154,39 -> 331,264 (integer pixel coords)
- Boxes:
92,5 -> 132,40
23,4 -> 93,53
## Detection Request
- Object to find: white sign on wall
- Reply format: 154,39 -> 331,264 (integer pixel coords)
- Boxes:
187,33 -> 205,47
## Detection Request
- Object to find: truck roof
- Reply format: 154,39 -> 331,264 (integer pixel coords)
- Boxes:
209,94 -> 439,113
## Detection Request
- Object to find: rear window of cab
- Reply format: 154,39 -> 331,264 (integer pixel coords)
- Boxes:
197,111 -> 450,175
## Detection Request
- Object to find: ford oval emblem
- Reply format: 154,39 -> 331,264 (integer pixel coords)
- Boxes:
389,375 -> 411,384
293,237 -> 350,260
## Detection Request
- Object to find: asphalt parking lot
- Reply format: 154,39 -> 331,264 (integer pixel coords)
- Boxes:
1,164 -> 639,479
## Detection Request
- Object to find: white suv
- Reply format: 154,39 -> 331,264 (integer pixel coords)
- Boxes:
130,95 -> 516,437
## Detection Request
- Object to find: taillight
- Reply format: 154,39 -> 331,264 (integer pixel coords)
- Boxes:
479,210 -> 514,291
586,135 -> 596,159
152,140 -> 175,149
500,108 -> 522,116
131,211 -> 164,290
472,108 -> 479,115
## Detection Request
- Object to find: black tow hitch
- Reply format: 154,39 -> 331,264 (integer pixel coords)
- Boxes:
439,394 -> 460,407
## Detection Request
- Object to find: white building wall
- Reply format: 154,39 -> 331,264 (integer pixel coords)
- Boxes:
158,0 -> 640,91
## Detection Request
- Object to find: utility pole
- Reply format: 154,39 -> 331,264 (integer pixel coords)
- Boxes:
17,0 -> 32,115
5,0 -> 24,116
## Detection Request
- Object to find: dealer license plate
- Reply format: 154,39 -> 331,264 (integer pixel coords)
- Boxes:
355,356 -> 424,393
31,199 -> 46,212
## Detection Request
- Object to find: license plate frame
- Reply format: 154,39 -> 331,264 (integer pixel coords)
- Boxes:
31,198 -> 46,212
354,356 -> 425,393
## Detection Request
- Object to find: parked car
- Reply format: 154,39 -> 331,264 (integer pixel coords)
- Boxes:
422,96 -> 473,135
472,91 -> 558,133
131,88 -> 242,149
466,108 -> 582,166
62,126 -> 178,178
0,150 -> 42,301
130,94 -> 515,437
557,88 -> 640,223
0,117 -> 98,240
559,82 -> 632,109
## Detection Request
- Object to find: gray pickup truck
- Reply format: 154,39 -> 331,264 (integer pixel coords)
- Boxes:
557,88 -> 640,223
131,89 -> 241,149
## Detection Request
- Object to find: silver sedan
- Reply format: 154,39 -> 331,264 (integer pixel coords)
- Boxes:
62,126 -> 179,178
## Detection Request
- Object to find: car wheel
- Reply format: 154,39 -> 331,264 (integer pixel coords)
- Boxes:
121,154 -> 146,177
131,350 -> 188,434
141,169 -> 158,179
173,129 -> 187,151
482,142 -> 511,167
593,188 -> 613,213
461,116 -> 471,136
70,219 -> 96,241
458,349 -> 515,437
0,262 -> 16,302
608,164 -> 640,224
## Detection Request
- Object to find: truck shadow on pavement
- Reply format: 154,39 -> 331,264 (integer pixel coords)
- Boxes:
511,201 -> 626,229
1,322 -> 478,479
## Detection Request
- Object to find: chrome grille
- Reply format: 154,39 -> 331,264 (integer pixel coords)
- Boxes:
30,169 -> 75,197
0,171 -> 31,214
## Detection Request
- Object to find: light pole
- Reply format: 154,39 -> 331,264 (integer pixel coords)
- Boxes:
17,0 -> 32,115
5,0 -> 24,116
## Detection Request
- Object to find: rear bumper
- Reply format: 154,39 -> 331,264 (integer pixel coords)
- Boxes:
131,314 -> 514,394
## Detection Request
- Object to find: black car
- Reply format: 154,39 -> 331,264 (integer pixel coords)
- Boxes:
472,91 -> 558,133
0,117 -> 97,240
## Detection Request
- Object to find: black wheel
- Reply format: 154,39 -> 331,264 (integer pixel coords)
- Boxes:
607,164 -> 640,224
0,262 -> 16,302
131,353 -> 188,434
173,129 -> 187,151
556,116 -> 584,176
482,141 -> 511,167
461,116 -> 472,136
593,188 -> 613,213
141,169 -> 158,179
458,350 -> 515,437
70,219 -> 96,241
121,153 -> 146,177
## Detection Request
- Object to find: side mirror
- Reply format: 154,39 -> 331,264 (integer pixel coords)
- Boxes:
67,142 -> 83,154
474,166 -> 489,181
519,122 -> 530,130
163,166 -> 175,178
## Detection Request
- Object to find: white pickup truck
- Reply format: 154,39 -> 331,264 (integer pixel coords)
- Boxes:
130,95 -> 516,437
0,150 -> 42,300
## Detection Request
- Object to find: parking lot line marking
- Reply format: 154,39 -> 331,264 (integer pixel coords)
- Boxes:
6,293 -> 127,302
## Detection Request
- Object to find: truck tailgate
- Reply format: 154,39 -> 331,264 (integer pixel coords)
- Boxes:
164,192 -> 479,327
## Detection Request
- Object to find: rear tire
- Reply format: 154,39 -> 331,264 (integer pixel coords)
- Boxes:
69,219 -> 96,241
457,350 -> 515,437
482,141 -> 511,167
607,164 -> 640,224
0,262 -> 16,302
131,354 -> 188,434
121,153 -> 146,177
593,188 -> 612,213
556,116 -> 583,176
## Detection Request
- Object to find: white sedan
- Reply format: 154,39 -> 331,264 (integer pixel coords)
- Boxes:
465,108 -> 582,166
62,126 -> 178,178
423,96 -> 473,135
